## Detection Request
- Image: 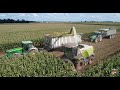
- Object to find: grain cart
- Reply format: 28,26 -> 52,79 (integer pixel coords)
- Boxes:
2,41 -> 38,59
62,43 -> 94,70
44,26 -> 82,50
90,28 -> 116,42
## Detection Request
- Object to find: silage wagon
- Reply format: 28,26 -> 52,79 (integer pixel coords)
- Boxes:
44,27 -> 82,50
90,28 -> 117,42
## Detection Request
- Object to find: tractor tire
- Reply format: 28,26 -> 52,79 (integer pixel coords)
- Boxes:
109,35 -> 112,39
88,55 -> 94,65
90,39 -> 94,42
111,35 -> 113,39
75,58 -> 85,71
99,35 -> 102,42
14,53 -> 21,58
28,49 -> 38,58
95,38 -> 98,43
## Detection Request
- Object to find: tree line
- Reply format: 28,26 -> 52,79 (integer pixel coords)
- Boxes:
0,19 -> 35,23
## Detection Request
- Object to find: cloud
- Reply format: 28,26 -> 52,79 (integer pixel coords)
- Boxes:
31,13 -> 39,17
114,13 -> 120,18
0,13 -> 120,22
0,14 -> 6,17
18,13 -> 26,17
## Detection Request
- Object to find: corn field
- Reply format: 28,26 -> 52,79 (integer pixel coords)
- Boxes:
0,51 -> 120,77
0,23 -> 120,77
0,52 -> 79,77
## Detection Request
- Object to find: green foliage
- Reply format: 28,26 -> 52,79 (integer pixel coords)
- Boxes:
1,51 -> 120,77
0,52 -> 79,77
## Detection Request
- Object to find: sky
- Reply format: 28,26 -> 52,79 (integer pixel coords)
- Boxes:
0,13 -> 120,22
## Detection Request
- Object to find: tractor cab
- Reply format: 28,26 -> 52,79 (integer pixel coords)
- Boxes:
91,31 -> 101,36
21,41 -> 38,57
62,43 -> 79,59
2,41 -> 38,59
90,31 -> 101,42
22,41 -> 34,52
63,43 -> 94,60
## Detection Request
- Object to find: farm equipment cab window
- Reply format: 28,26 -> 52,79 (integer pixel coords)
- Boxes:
65,48 -> 72,52
64,48 -> 72,56
78,45 -> 84,49
91,32 -> 96,36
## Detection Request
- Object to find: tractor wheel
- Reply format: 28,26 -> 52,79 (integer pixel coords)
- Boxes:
75,58 -> 85,71
112,35 -> 115,38
95,38 -> 98,43
88,55 -> 94,65
28,49 -> 38,58
90,40 -> 92,42
109,35 -> 112,39
99,35 -> 102,41
14,53 -> 21,58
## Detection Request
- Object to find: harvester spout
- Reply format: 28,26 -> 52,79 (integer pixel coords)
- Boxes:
69,26 -> 77,35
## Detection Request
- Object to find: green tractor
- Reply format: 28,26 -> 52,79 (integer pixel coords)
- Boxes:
90,28 -> 116,43
89,31 -> 102,43
62,43 -> 94,70
2,41 -> 38,59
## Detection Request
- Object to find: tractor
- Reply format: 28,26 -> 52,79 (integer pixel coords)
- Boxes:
2,41 -> 38,59
90,28 -> 116,42
62,43 -> 94,70
89,31 -> 102,42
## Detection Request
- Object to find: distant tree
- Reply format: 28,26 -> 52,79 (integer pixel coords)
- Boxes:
0,18 -> 35,23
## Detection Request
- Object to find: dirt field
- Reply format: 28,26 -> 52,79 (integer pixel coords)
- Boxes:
82,32 -> 120,61
0,52 -> 5,57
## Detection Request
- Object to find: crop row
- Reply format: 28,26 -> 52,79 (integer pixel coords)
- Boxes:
0,50 -> 120,77
0,52 -> 79,77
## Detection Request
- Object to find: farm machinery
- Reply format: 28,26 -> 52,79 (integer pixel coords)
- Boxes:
62,43 -> 94,70
44,26 -> 94,70
1,41 -> 38,59
90,28 -> 116,42
44,26 -> 82,50
0,26 -> 95,71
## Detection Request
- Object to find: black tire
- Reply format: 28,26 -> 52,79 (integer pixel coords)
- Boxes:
109,35 -> 112,39
95,38 -> 98,43
111,35 -> 113,39
88,55 -> 94,65
99,35 -> 102,41
90,39 -> 93,42
14,53 -> 21,59
75,58 -> 85,71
